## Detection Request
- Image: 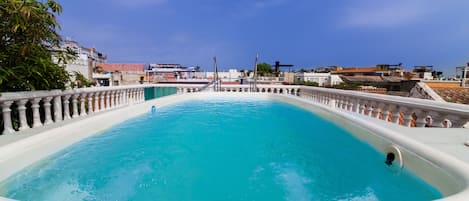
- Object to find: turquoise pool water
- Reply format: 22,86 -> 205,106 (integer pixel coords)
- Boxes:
1,98 -> 441,201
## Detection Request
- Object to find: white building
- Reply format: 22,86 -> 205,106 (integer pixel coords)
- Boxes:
59,40 -> 107,82
203,69 -> 243,82
295,72 -> 343,87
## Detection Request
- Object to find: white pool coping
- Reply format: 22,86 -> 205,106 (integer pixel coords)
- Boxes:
0,92 -> 468,201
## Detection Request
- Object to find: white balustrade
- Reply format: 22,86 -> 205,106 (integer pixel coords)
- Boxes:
298,86 -> 469,128
0,85 -> 158,135
1,84 -> 468,135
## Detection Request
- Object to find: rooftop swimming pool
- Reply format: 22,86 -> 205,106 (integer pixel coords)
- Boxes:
1,97 -> 442,200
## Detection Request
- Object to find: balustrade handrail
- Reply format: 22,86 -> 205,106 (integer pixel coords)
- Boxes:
0,85 -> 147,102
1,84 -> 468,136
299,86 -> 469,115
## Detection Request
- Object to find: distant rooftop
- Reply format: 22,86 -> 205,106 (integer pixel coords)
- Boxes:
98,63 -> 145,72
426,82 -> 469,104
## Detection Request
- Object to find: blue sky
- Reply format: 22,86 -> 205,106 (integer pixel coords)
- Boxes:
57,0 -> 469,76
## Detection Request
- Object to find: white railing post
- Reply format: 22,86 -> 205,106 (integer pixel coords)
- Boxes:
1,101 -> 15,134
16,99 -> 30,130
88,93 -> 94,114
53,95 -> 62,122
99,92 -> 105,111
80,93 -> 87,116
31,98 -> 42,128
415,110 -> 429,127
140,88 -> 145,102
381,104 -> 391,122
94,92 -> 101,112
71,94 -> 79,118
63,95 -> 71,120
43,97 -> 54,125
106,91 -> 111,109
110,91 -> 116,109
392,106 -> 402,125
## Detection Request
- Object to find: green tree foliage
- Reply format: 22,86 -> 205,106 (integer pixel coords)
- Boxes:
70,71 -> 96,88
0,0 -> 72,92
295,80 -> 319,87
256,62 -> 272,76
333,82 -> 362,90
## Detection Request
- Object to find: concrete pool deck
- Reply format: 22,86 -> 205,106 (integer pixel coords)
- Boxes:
0,92 -> 468,201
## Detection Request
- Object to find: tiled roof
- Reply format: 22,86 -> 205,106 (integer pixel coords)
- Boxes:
432,88 -> 469,104
333,67 -> 376,74
425,82 -> 469,104
425,82 -> 461,88
97,63 -> 145,72
341,76 -> 383,82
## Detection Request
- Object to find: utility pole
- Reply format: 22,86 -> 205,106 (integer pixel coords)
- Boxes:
252,54 -> 259,92
213,56 -> 220,91
463,63 -> 469,87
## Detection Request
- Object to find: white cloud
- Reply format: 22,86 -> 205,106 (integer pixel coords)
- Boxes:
341,0 -> 441,28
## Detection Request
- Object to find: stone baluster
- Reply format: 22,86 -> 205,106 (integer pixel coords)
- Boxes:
80,93 -> 87,116
428,112 -> 443,128
106,91 -> 111,109
121,90 -> 127,105
16,99 -> 30,130
31,98 -> 43,128
371,102 -> 380,119
358,100 -> 366,115
346,98 -> 353,111
136,89 -> 141,102
447,116 -> 468,128
135,89 -> 140,102
130,89 -> 134,104
132,89 -> 137,103
433,113 -> 448,128
414,110 -> 429,127
1,101 -> 15,134
95,92 -> 101,112
71,94 -> 79,118
352,99 -> 360,113
337,96 -> 344,109
140,88 -> 145,102
126,89 -> 131,104
100,92 -> 105,111
115,91 -> 121,107
53,96 -> 63,122
340,96 -> 348,110
335,95 -> 342,108
42,97 -> 53,124
381,104 -> 391,122
110,91 -> 116,109
399,107 -> 413,127
120,90 -> 125,106
63,95 -> 71,120
366,101 -> 374,117
391,105 -> 401,125
88,93 -> 94,114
